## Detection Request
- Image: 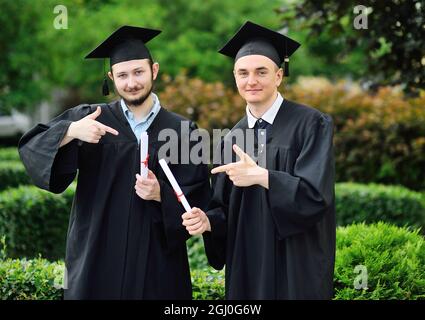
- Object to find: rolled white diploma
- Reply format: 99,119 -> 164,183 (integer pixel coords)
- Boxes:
140,132 -> 149,179
159,158 -> 192,212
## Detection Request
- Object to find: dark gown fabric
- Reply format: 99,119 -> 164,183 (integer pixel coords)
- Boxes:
18,100 -> 211,299
203,99 -> 336,300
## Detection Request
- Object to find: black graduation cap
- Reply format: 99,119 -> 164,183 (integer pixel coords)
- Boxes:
85,25 -> 161,96
218,21 -> 300,76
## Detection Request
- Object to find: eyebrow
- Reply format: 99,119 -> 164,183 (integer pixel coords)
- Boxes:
236,67 -> 269,72
116,67 -> 145,76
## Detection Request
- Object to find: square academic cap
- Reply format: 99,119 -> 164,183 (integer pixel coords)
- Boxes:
218,21 -> 300,76
85,25 -> 161,95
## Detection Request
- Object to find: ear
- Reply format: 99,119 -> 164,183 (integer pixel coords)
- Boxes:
152,62 -> 160,80
233,68 -> 238,83
275,67 -> 283,87
107,71 -> 114,81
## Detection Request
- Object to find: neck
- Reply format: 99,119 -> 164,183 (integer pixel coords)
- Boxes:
127,93 -> 154,120
248,92 -> 278,119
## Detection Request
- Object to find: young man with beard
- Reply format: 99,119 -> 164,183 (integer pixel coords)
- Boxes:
19,26 -> 211,299
182,21 -> 336,299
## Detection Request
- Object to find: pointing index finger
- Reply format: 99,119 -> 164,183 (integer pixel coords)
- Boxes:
211,163 -> 237,174
95,121 -> 119,136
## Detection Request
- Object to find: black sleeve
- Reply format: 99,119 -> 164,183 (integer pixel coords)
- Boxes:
18,105 -> 93,193
267,113 -> 335,239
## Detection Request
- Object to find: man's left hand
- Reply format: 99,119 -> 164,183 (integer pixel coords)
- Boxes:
135,170 -> 161,202
211,144 -> 269,189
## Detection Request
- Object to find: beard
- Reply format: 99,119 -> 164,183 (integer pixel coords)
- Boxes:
118,78 -> 155,107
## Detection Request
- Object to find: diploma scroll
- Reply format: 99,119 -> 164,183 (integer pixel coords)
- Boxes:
140,132 -> 149,179
159,158 -> 192,213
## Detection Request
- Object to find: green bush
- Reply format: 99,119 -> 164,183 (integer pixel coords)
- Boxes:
187,235 -> 209,270
0,161 -> 32,191
0,257 -> 64,300
287,80 -> 425,191
0,148 -> 20,161
191,268 -> 225,300
334,222 -> 425,300
187,236 -> 225,299
0,255 -> 224,300
336,183 -> 425,230
1,223 -> 424,300
0,184 -> 75,260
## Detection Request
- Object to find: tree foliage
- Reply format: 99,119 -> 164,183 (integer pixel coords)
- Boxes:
0,0 -> 284,112
278,0 -> 425,94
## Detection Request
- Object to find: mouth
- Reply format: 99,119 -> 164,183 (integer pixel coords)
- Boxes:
246,89 -> 262,93
127,90 -> 142,95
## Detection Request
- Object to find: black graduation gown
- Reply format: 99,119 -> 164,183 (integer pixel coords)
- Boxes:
18,100 -> 211,299
203,99 -> 336,300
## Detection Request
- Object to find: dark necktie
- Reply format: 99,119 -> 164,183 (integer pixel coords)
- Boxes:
253,119 -> 270,158
254,118 -> 270,139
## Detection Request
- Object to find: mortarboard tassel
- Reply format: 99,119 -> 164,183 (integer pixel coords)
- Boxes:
102,58 -> 109,96
284,56 -> 289,77
102,78 -> 110,96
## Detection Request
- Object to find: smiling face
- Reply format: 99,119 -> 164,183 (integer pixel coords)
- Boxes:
233,54 -> 283,108
108,59 -> 159,107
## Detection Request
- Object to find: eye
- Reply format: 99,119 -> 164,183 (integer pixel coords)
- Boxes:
118,74 -> 127,79
135,70 -> 143,75
258,70 -> 267,76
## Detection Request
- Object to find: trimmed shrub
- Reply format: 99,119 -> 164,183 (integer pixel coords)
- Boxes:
0,256 -> 224,300
187,235 -> 209,270
286,78 -> 425,191
336,183 -> 425,230
0,184 -> 75,260
0,148 -> 20,161
1,223 -> 424,300
0,161 -> 32,191
191,268 -> 225,300
334,222 -> 425,300
0,257 -> 64,300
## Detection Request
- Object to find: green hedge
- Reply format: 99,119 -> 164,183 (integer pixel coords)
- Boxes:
0,185 -> 75,260
334,222 -> 425,300
187,236 -> 226,299
0,161 -> 32,191
187,236 -> 209,270
0,257 -> 64,300
286,81 -> 425,191
0,258 -> 225,300
191,269 -> 225,300
2,182 -> 424,266
0,238 -> 224,301
1,223 -> 424,300
0,148 -> 20,161
336,183 -> 425,230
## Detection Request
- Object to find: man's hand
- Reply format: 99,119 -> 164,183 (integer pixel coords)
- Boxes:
182,207 -> 211,235
211,144 -> 269,189
61,106 -> 119,147
134,170 -> 161,202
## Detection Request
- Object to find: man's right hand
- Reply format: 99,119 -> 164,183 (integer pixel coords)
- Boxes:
61,106 -> 119,147
182,207 -> 211,235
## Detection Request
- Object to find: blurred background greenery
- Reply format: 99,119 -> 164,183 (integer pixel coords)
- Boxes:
4,0 -> 423,115
0,0 -> 424,300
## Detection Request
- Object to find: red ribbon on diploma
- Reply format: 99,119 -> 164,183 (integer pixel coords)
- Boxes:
175,191 -> 183,202
141,154 -> 149,168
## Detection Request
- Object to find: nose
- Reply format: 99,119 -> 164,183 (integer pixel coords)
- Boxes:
247,73 -> 257,86
127,75 -> 137,89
